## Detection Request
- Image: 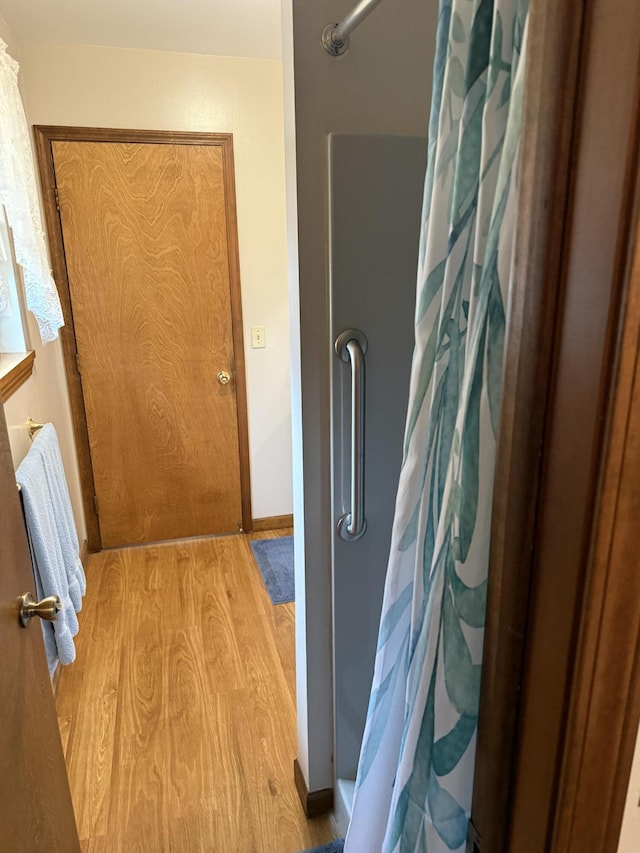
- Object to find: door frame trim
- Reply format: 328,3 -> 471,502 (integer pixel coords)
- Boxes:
471,0 -> 640,850
469,0 -> 590,845
33,126 -> 253,551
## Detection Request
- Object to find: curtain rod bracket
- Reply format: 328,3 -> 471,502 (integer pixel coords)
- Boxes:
322,23 -> 350,56
321,0 -> 386,56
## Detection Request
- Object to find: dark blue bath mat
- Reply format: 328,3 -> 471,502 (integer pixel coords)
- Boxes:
300,841 -> 344,853
250,536 -> 294,605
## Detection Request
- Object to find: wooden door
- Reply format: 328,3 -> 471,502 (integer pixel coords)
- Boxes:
0,404 -> 80,850
41,132 -> 251,548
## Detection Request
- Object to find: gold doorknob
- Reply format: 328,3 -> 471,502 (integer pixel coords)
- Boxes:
217,371 -> 231,385
18,592 -> 62,628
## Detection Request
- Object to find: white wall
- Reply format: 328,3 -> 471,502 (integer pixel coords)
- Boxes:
618,725 -> 640,851
0,14 -> 87,543
0,11 -> 16,53
16,42 -> 292,521
280,0 -> 309,787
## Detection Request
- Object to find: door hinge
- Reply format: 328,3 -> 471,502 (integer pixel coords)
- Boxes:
54,186 -> 60,212
93,495 -> 100,517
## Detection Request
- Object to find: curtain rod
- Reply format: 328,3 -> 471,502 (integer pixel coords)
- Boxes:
321,0 -> 387,56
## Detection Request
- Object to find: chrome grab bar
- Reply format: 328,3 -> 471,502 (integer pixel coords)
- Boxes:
335,329 -> 368,542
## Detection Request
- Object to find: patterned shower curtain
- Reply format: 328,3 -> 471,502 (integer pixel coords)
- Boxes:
345,0 -> 529,850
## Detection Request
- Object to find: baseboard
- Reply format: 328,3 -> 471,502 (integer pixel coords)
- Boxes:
293,758 -> 334,818
334,778 -> 355,838
252,514 -> 293,532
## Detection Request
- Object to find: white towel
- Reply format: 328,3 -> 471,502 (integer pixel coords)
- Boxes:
16,424 -> 86,674
33,424 -> 86,607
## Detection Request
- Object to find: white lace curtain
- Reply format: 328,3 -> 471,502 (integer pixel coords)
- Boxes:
0,219 -> 10,314
0,38 -> 63,344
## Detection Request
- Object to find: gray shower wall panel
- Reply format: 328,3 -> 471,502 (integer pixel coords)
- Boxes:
329,133 -> 427,781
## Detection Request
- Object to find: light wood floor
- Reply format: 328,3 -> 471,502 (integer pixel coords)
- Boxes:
55,530 -> 334,852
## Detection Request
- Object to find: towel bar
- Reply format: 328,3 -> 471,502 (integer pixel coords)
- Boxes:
27,418 -> 44,439
16,419 -> 46,491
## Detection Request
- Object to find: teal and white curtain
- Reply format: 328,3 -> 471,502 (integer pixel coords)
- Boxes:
345,0 -> 529,850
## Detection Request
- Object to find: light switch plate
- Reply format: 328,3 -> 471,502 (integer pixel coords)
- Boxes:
251,325 -> 266,348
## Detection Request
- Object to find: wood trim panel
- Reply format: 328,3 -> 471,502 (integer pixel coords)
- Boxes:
550,126 -> 640,852
500,2 -> 640,851
473,1 -> 640,850
470,1 -> 588,847
33,126 -> 253,549
0,351 -> 35,401
218,134 -> 253,535
34,129 -> 102,552
293,758 -> 333,818
252,514 -> 294,532
33,126 -> 240,147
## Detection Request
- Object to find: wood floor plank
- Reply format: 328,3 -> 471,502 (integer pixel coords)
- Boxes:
62,550 -> 126,841
249,529 -> 297,706
190,542 -> 249,692
55,532 -> 334,852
